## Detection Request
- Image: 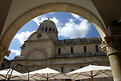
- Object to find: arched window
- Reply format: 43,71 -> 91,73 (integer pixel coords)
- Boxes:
53,29 -> 55,31
49,28 -> 51,31
58,48 -> 61,55
1,63 -> 4,69
70,69 -> 75,71
80,65 -> 83,68
45,27 -> 47,32
84,46 -> 87,52
95,45 -> 99,52
71,47 -> 73,54
42,27 -> 44,31
61,67 -> 64,73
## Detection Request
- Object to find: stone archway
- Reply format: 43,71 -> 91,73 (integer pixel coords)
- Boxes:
0,3 -> 121,81
0,3 -> 106,50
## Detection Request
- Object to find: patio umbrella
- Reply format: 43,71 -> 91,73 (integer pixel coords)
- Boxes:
66,65 -> 112,81
0,69 -> 22,80
22,67 -> 69,81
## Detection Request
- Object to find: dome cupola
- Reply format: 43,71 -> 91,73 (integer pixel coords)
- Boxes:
37,19 -> 58,35
37,18 -> 58,40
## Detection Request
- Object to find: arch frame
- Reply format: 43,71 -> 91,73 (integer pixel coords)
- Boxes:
1,3 -> 106,49
25,48 -> 48,60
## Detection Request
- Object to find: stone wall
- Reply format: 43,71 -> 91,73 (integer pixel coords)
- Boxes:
55,37 -> 102,55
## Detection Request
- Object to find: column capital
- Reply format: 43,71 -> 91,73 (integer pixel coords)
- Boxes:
101,36 -> 121,56
0,45 -> 10,62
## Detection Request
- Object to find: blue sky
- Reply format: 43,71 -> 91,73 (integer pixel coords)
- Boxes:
5,12 -> 100,60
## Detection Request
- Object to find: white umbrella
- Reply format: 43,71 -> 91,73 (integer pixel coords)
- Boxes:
0,69 -> 22,80
22,67 -> 69,81
66,65 -> 112,81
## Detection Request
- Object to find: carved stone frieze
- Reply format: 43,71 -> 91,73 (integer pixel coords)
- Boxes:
101,36 -> 121,56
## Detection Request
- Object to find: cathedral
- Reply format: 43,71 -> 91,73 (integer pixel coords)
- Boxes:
11,19 -> 112,81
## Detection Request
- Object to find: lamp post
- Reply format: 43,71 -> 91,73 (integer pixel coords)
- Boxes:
5,63 -> 29,81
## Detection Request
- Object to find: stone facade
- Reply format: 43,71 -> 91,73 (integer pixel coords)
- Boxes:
11,19 -> 113,81
0,58 -> 11,70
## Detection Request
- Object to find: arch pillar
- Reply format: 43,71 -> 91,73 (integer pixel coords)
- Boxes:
0,45 -> 10,64
101,36 -> 121,81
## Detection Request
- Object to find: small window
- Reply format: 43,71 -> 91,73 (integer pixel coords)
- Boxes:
53,29 -> 55,31
84,46 -> 87,52
37,33 -> 42,38
71,47 -> 73,54
1,63 -> 4,67
49,28 -> 52,31
95,45 -> 99,52
45,27 -> 47,32
80,65 -> 83,68
70,69 -> 74,71
61,67 -> 64,73
42,27 -> 44,31
58,48 -> 61,55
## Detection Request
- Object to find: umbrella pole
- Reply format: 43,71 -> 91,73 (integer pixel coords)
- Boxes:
47,77 -> 48,81
7,78 -> 10,81
91,71 -> 94,81
47,73 -> 48,81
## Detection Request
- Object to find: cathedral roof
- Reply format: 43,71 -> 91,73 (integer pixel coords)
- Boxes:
37,19 -> 58,33
14,56 -> 24,60
55,37 -> 101,45
41,20 -> 56,28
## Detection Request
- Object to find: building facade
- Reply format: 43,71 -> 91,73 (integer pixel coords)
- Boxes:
0,58 -> 11,70
11,19 -> 112,81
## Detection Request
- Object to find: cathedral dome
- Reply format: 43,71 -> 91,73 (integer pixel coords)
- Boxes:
41,20 -> 56,28
37,19 -> 58,40
37,19 -> 58,34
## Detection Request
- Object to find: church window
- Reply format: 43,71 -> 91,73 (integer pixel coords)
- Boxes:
53,29 -> 55,31
80,65 -> 83,68
95,45 -> 99,52
37,33 -> 42,38
49,28 -> 51,31
45,27 -> 47,32
70,69 -> 74,71
61,67 -> 64,73
84,46 -> 87,52
71,47 -> 73,54
1,63 -> 4,69
42,27 -> 44,31
58,48 -> 61,55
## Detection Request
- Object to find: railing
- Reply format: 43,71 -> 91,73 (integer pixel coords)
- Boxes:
56,37 -> 101,45
53,52 -> 106,58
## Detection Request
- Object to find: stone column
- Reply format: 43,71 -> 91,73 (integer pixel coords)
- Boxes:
101,36 -> 121,81
0,45 -> 10,63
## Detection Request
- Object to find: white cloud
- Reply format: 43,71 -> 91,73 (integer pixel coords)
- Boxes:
32,16 -> 50,26
58,19 -> 91,38
71,13 -> 80,19
71,13 -> 84,21
32,14 -> 91,39
32,16 -> 41,25
10,49 -> 20,56
33,16 -> 63,30
39,16 -> 48,22
48,12 -> 56,14
15,31 -> 35,44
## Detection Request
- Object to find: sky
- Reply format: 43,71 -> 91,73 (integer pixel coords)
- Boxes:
5,12 -> 100,60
